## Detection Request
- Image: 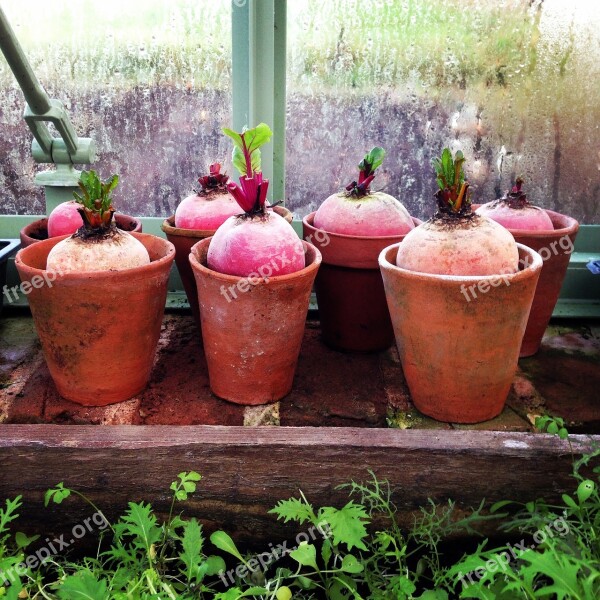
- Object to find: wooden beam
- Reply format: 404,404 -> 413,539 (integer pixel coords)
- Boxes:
0,425 -> 595,548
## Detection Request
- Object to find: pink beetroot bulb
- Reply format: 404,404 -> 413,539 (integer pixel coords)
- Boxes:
47,229 -> 150,273
314,147 -> 414,237
396,148 -> 519,276
314,191 -> 414,236
207,210 -> 304,277
396,214 -> 519,276
174,163 -> 241,230
175,192 -> 241,230
475,178 -> 554,231
208,123 -> 305,278
47,200 -> 84,237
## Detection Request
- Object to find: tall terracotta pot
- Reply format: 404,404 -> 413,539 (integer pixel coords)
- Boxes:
303,212 -> 419,352
15,232 -> 175,406
161,216 -> 213,329
189,236 -> 321,405
19,213 -> 142,248
163,206 -> 293,331
379,243 -> 542,423
505,210 -> 579,357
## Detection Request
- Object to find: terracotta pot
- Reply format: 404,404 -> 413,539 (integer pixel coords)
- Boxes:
189,236 -> 321,405
19,213 -> 142,248
303,212 -> 420,352
379,243 -> 542,423
163,206 -> 293,331
15,232 -> 175,406
502,209 -> 579,357
0,239 -> 20,316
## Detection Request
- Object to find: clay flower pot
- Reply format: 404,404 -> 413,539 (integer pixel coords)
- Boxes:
379,243 -> 542,423
15,232 -> 175,406
503,210 -> 579,357
0,239 -> 20,316
161,216 -> 213,329
19,213 -> 142,248
303,212 -> 420,352
189,236 -> 321,405
163,206 -> 293,331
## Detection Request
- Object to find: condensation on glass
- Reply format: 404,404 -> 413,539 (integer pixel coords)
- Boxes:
0,0 -> 231,217
286,0 -> 600,224
0,0 -> 598,224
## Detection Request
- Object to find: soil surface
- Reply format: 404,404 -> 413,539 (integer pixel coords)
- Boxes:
1,311 -> 599,432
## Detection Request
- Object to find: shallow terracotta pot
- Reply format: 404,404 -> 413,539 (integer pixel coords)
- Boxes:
189,236 -> 321,405
505,210 -> 579,357
19,213 -> 142,248
15,232 -> 175,406
303,212 -> 420,352
163,206 -> 293,331
379,243 -> 542,423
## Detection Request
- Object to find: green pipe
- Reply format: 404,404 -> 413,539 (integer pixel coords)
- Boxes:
0,5 -> 95,215
0,6 -> 50,115
0,7 -> 95,163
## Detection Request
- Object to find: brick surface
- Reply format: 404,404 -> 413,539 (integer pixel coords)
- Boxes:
0,312 -> 597,432
451,406 -> 531,432
279,323 -> 390,427
136,315 -> 245,426
518,323 -> 600,432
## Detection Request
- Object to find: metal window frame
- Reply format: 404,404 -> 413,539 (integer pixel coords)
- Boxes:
231,0 -> 287,202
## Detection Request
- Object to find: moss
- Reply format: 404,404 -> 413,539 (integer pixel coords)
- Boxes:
386,408 -> 424,430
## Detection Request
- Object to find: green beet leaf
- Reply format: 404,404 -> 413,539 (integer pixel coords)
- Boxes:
223,123 -> 272,176
358,146 -> 386,175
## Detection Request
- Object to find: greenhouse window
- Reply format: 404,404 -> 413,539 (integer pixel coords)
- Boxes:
0,0 -> 598,313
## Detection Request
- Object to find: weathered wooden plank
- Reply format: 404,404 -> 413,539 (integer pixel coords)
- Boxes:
0,425 -> 596,548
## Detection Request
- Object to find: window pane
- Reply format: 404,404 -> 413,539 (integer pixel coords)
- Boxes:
0,0 -> 231,216
286,0 -> 600,224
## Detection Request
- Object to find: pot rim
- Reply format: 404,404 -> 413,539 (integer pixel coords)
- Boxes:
161,215 -> 216,238
21,217 -> 49,229
472,205 -> 579,237
378,242 -> 543,284
15,231 -> 175,281
162,205 -> 294,237
303,211 -> 420,242
22,213 -> 141,229
190,236 -> 322,285
20,214 -> 142,246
